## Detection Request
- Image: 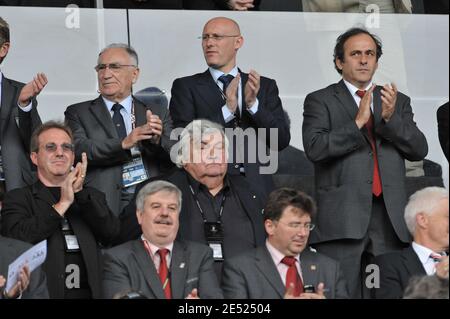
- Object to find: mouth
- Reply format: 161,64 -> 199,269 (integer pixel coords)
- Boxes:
155,219 -> 172,226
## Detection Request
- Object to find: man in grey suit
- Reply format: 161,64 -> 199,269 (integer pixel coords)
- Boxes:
102,180 -> 223,299
65,43 -> 174,216
0,16 -> 47,192
0,235 -> 48,299
222,188 -> 348,299
302,27 -> 428,298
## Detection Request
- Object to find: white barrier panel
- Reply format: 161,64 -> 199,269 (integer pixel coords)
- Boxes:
1,7 -> 448,186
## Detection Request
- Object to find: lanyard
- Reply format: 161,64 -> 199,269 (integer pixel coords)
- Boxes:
130,101 -> 136,130
188,182 -> 226,224
141,239 -> 171,288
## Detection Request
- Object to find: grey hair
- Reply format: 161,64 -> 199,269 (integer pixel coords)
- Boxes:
404,187 -> 449,236
98,43 -> 139,66
174,119 -> 229,168
136,180 -> 182,212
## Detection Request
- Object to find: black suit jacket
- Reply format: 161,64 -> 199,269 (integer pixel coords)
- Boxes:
1,181 -> 120,298
65,95 -> 174,215
437,102 -> 449,161
1,74 -> 41,191
116,168 -> 267,253
374,246 -> 427,299
0,236 -> 49,299
169,69 -> 290,196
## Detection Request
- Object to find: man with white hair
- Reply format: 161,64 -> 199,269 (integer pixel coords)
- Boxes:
375,187 -> 449,298
118,119 -> 266,277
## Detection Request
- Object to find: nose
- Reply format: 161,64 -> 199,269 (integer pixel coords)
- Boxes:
360,54 -> 368,65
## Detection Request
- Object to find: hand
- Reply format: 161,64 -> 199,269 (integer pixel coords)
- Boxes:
18,73 -> 48,108
185,288 -> 200,299
284,283 -> 299,299
435,256 -> 449,279
355,84 -> 376,129
146,110 -> 163,144
3,265 -> 30,299
53,166 -> 78,216
228,0 -> 255,10
121,119 -> 153,150
72,152 -> 87,193
244,69 -> 260,108
381,83 -> 398,122
225,73 -> 240,114
299,282 -> 326,299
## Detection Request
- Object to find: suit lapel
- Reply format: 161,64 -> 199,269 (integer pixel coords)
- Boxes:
132,240 -> 166,299
0,76 -> 17,137
31,181 -> 58,205
372,86 -> 383,148
196,70 -> 226,123
255,246 -> 286,298
133,97 -> 147,127
402,247 -> 427,277
170,241 -> 188,299
88,96 -> 118,138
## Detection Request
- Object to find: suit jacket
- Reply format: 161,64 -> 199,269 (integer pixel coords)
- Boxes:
437,102 -> 449,161
222,245 -> 349,299
102,239 -> 223,299
169,69 -> 290,196
65,95 -> 174,215
302,0 -> 412,13
1,181 -> 120,298
374,246 -> 426,299
0,236 -> 49,299
0,74 -> 42,191
302,80 -> 428,244
116,168 -> 267,253
212,0 -> 261,10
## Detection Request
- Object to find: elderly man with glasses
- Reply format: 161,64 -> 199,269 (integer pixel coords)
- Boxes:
1,121 -> 119,299
64,43 -> 174,216
222,188 -> 349,299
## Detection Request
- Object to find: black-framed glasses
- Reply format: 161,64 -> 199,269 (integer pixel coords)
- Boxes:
42,143 -> 75,153
94,63 -> 137,72
199,34 -> 241,41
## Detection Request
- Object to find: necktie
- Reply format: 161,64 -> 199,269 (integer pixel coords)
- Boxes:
281,256 -> 304,296
157,249 -> 172,299
356,90 -> 382,196
111,103 -> 127,139
218,74 -> 240,126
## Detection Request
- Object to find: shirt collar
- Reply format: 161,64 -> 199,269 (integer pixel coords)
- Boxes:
186,171 -> 230,195
102,94 -> 133,114
209,66 -> 239,83
266,239 -> 300,266
141,234 -> 174,256
343,79 -> 373,98
412,241 -> 436,264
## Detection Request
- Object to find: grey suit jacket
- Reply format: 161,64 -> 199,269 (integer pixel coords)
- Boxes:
0,236 -> 49,299
1,75 -> 42,191
65,96 -> 174,215
102,239 -> 223,299
222,245 -> 349,299
302,80 -> 428,244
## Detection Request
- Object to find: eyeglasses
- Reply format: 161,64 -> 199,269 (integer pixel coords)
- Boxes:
41,143 -> 75,153
94,63 -> 137,72
199,34 -> 241,41
275,220 -> 315,231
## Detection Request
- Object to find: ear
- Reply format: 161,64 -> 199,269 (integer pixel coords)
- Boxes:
265,219 -> 275,236
235,36 -> 244,51
30,152 -> 38,166
335,57 -> 344,71
136,210 -> 143,226
0,42 -> 10,60
132,67 -> 140,84
416,212 -> 428,229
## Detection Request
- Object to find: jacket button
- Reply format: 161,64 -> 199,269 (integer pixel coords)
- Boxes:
367,180 -> 372,184
234,165 -> 239,169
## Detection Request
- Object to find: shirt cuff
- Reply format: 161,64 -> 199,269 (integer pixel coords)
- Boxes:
247,99 -> 259,115
18,102 -> 33,112
222,104 -> 236,123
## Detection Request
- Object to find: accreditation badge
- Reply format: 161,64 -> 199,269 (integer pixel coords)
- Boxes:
122,156 -> 149,188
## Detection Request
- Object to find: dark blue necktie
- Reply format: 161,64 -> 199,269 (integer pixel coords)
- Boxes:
218,74 -> 240,126
112,103 -> 127,139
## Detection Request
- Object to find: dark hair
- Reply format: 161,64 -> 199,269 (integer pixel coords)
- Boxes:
0,17 -> 10,64
333,27 -> 383,75
264,188 -> 316,222
30,121 -> 73,153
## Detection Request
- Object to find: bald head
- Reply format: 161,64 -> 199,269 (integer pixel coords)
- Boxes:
203,17 -> 241,35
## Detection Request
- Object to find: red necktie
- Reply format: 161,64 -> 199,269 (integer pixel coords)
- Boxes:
157,249 -> 172,299
356,90 -> 382,196
281,256 -> 304,296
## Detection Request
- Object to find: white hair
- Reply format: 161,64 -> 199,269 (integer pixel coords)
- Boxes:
404,187 -> 448,236
174,119 -> 229,168
136,180 -> 182,212
98,43 -> 139,66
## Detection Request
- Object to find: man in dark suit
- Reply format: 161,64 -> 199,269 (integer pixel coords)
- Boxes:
437,102 -> 448,161
117,120 -> 266,280
65,43 -> 174,216
0,235 -> 49,299
169,17 -> 290,196
375,187 -> 449,299
222,188 -> 348,299
102,180 -> 223,299
1,121 -> 120,298
0,16 -> 47,192
302,27 -> 428,298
